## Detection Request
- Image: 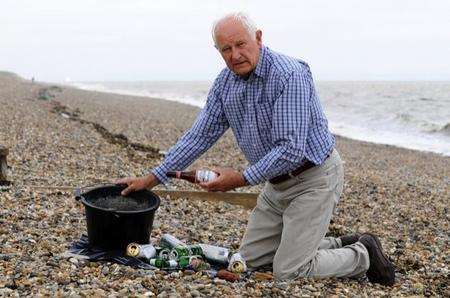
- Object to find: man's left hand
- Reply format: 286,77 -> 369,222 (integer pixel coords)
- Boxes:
199,167 -> 247,192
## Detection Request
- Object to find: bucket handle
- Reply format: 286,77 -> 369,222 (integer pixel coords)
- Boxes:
74,182 -> 126,201
74,187 -> 83,201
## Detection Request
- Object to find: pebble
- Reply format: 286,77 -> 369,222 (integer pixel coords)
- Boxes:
303,285 -> 317,292
276,281 -> 289,290
69,258 -> 78,265
169,272 -> 180,278
213,278 -> 227,285
413,282 -> 424,294
101,266 -> 109,275
0,75 -> 448,297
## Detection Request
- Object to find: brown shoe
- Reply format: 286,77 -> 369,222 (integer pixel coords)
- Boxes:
359,233 -> 395,286
339,233 -> 362,247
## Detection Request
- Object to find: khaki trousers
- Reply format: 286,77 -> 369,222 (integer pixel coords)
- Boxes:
239,149 -> 370,280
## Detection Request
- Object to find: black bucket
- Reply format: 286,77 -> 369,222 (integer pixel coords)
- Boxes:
75,184 -> 160,250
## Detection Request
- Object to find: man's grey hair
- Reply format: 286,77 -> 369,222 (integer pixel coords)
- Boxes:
212,12 -> 258,47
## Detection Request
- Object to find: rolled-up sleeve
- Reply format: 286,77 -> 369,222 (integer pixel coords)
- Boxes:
151,78 -> 229,185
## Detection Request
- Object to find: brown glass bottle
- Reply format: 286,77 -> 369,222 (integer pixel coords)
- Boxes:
167,170 -> 218,183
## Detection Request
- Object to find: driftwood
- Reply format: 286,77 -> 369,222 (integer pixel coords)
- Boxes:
153,189 -> 258,209
0,146 -> 9,183
28,185 -> 258,209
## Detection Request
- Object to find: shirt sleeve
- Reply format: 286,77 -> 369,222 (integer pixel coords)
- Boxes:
151,78 -> 229,185
243,71 -> 313,185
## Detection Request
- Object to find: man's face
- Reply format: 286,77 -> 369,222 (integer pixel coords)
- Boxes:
215,20 -> 262,77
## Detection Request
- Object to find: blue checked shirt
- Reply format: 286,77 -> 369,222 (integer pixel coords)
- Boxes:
152,46 -> 335,186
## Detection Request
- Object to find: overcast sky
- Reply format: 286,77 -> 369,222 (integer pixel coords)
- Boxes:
1,0 -> 449,82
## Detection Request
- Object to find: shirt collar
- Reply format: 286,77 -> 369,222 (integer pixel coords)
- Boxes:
253,45 -> 269,79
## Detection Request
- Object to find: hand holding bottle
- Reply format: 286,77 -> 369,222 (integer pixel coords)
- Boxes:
198,167 -> 247,192
167,169 -> 219,183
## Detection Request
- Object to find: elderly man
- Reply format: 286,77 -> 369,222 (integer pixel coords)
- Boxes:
118,12 -> 395,285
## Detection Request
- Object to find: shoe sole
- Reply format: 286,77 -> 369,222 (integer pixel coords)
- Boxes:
362,233 -> 395,286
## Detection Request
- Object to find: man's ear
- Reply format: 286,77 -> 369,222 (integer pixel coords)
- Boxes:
256,30 -> 262,47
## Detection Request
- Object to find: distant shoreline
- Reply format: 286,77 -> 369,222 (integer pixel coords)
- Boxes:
67,80 -> 450,157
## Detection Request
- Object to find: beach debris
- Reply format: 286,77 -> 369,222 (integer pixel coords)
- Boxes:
217,269 -> 240,282
178,255 -> 201,269
228,252 -> 247,273
37,86 -> 62,100
124,234 -> 223,272
0,145 -> 9,185
204,269 -> 218,278
197,244 -> 230,264
49,101 -> 162,159
254,271 -> 273,281
126,243 -> 157,260
160,234 -> 187,248
148,258 -> 178,269
158,248 -> 171,260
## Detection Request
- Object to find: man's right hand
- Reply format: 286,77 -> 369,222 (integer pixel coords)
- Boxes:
115,173 -> 160,196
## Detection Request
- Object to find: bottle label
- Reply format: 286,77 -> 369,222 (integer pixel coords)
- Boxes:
196,170 -> 218,183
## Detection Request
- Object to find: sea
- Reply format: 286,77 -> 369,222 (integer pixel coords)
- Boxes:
70,81 -> 450,156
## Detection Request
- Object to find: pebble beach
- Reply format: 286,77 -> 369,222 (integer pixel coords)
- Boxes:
0,71 -> 449,296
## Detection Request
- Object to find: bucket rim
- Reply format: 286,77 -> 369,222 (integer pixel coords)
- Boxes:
78,184 -> 160,214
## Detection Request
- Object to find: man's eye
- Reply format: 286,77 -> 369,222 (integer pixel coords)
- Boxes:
237,42 -> 245,47
222,47 -> 231,53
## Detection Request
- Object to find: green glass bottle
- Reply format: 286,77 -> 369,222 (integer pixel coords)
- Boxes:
149,258 -> 178,268
188,245 -> 204,257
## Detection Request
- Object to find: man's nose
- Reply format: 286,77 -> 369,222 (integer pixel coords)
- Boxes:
231,47 -> 241,61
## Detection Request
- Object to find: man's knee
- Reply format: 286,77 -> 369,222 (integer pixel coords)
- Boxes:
273,259 -> 312,281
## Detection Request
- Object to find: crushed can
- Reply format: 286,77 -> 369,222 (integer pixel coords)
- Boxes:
126,243 -> 157,260
170,245 -> 191,259
158,248 -> 171,260
178,255 -> 201,269
187,258 -> 211,271
228,252 -> 247,273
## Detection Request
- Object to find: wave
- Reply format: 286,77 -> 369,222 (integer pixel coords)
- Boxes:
69,82 -> 205,108
432,123 -> 450,136
395,113 -> 450,136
